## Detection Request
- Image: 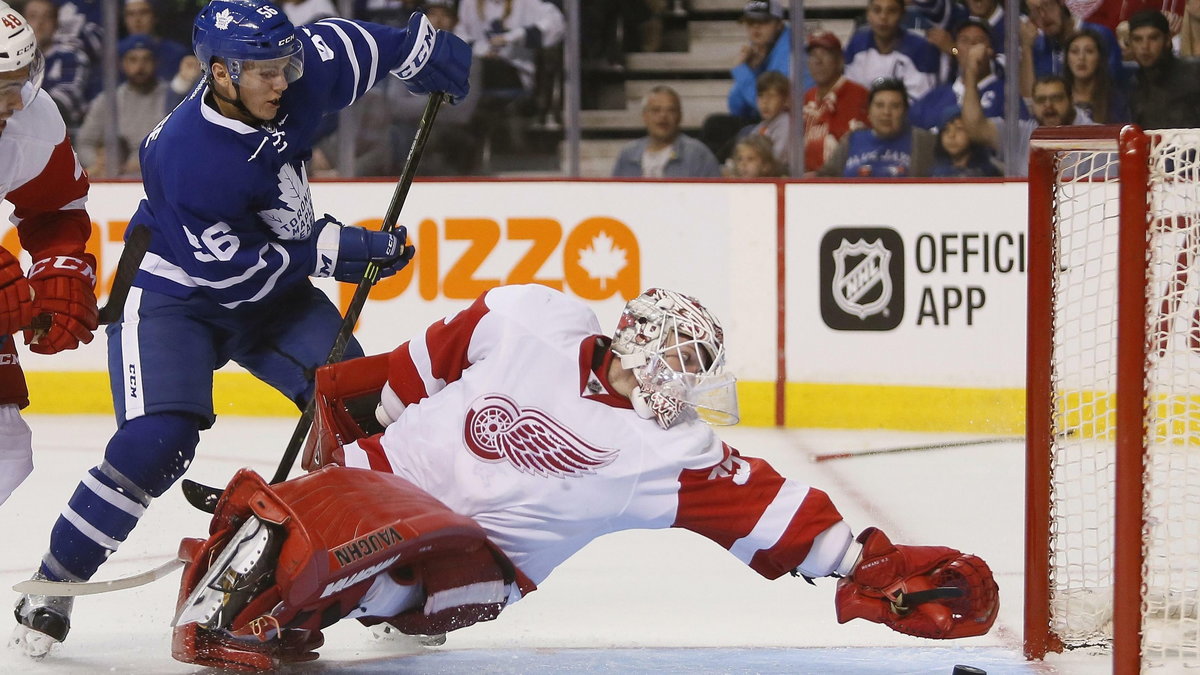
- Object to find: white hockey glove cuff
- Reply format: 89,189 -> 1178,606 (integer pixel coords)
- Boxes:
313,218 -> 343,278
792,521 -> 859,578
375,383 -> 406,427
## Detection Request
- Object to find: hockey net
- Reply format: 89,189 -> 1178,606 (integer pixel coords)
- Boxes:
1026,126 -> 1200,673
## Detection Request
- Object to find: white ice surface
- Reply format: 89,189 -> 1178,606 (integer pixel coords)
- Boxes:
0,417 -> 1111,673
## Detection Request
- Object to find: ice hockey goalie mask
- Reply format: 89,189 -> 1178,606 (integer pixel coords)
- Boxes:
611,288 -> 740,429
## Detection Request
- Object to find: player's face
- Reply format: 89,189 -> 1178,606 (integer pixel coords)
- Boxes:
807,46 -> 842,87
868,90 -> 907,138
234,56 -> 292,122
0,65 -> 32,136
867,0 -> 903,41
1032,81 -> 1072,126
661,332 -> 706,376
1129,26 -> 1167,68
642,91 -> 681,144
1067,36 -> 1100,80
756,87 -> 787,120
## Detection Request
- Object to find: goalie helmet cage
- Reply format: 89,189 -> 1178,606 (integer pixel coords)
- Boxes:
1025,125 -> 1200,674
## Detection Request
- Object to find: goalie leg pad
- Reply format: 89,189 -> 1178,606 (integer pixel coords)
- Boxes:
172,466 -> 518,668
834,528 -> 999,639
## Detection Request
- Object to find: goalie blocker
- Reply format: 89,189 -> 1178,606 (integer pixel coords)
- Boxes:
171,467 -> 529,671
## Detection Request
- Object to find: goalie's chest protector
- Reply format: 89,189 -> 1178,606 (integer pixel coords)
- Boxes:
377,288 -> 723,584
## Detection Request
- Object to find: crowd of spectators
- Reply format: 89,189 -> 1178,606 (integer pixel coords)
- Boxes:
17,0 -> 1200,179
612,0 -> 1200,179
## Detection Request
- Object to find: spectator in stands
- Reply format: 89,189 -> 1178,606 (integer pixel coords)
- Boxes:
963,59 -> 1094,176
1062,29 -> 1129,123
932,113 -> 1001,176
19,0 -> 90,132
75,34 -> 167,178
1181,0 -> 1200,57
727,134 -> 784,177
911,0 -> 1008,58
353,0 -> 419,28
55,0 -> 103,100
814,78 -> 936,177
801,29 -> 868,173
162,54 -> 201,111
279,0 -> 338,26
728,0 -> 812,121
909,17 -> 1017,129
612,85 -> 721,178
1127,8 -> 1200,128
122,0 -> 189,83
455,0 -> 564,98
738,70 -> 790,170
1023,0 -> 1123,83
844,0 -> 947,103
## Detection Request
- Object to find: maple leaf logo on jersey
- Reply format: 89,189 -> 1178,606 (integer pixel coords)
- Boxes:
577,233 -> 627,290
463,394 -> 618,478
214,8 -> 235,29
258,162 -> 314,240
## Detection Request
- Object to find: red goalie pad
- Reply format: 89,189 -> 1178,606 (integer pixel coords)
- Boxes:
834,528 -> 999,639
302,353 -> 389,471
173,466 -> 523,670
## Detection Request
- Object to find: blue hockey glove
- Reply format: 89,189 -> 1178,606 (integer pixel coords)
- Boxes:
393,12 -> 471,101
313,215 -> 415,283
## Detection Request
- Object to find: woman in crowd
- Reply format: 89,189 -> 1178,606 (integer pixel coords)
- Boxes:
931,114 -> 1001,177
1062,29 -> 1129,124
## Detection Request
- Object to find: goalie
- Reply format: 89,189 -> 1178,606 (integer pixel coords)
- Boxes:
170,284 -> 999,670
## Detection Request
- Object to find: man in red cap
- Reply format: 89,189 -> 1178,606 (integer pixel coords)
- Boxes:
801,30 -> 868,173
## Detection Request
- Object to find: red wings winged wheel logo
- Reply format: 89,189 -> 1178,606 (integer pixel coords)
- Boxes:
463,394 -> 619,478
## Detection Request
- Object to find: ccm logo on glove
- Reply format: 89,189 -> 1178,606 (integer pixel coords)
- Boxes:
28,256 -> 96,285
396,15 -> 434,80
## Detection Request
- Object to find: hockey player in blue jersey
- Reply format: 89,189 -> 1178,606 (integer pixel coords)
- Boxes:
12,0 -> 471,657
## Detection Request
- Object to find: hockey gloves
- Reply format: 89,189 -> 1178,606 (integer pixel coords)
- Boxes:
393,12 -> 471,101
313,216 -> 415,284
23,254 -> 99,354
0,248 -> 34,337
834,528 -> 998,639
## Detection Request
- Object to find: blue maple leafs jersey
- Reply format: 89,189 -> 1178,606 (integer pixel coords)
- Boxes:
131,19 -> 414,309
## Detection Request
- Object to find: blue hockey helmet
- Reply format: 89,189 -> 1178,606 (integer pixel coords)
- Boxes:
193,0 -> 303,84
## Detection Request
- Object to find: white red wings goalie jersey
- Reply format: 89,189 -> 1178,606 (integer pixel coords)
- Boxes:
345,284 -> 852,593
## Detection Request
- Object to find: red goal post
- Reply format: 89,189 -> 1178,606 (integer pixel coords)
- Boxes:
1025,125 -> 1200,673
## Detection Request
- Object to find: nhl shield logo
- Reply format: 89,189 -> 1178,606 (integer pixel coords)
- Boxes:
820,227 -> 905,331
832,239 -> 891,319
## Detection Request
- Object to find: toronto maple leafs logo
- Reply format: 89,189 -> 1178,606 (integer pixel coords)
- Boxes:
257,162 -> 314,240
214,8 -> 235,29
463,394 -> 618,478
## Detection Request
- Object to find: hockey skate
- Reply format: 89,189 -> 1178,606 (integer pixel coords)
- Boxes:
11,573 -> 74,659
173,515 -> 281,631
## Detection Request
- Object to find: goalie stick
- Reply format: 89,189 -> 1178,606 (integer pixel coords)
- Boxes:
181,93 -> 447,514
11,557 -> 183,597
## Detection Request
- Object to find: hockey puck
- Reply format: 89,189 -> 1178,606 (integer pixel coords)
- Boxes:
952,666 -> 987,675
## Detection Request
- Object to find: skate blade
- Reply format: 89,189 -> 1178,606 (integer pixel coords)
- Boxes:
9,623 -> 60,659
173,518 -> 271,628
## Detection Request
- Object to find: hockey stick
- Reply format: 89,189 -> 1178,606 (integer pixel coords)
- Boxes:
180,93 -> 446,514
12,557 -> 183,597
809,436 -> 1024,462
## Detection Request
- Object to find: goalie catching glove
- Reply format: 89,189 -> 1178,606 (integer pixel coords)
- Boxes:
23,254 -> 99,354
313,215 -> 415,284
833,527 -> 998,639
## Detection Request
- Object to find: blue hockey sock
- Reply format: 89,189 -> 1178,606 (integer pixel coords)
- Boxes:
41,413 -> 201,582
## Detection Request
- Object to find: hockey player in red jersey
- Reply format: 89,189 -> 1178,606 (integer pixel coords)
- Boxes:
170,285 -> 999,670
0,1 -> 98,507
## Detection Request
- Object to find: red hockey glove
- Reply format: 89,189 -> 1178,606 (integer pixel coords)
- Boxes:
834,527 -> 998,639
24,255 -> 99,354
0,248 -> 34,337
